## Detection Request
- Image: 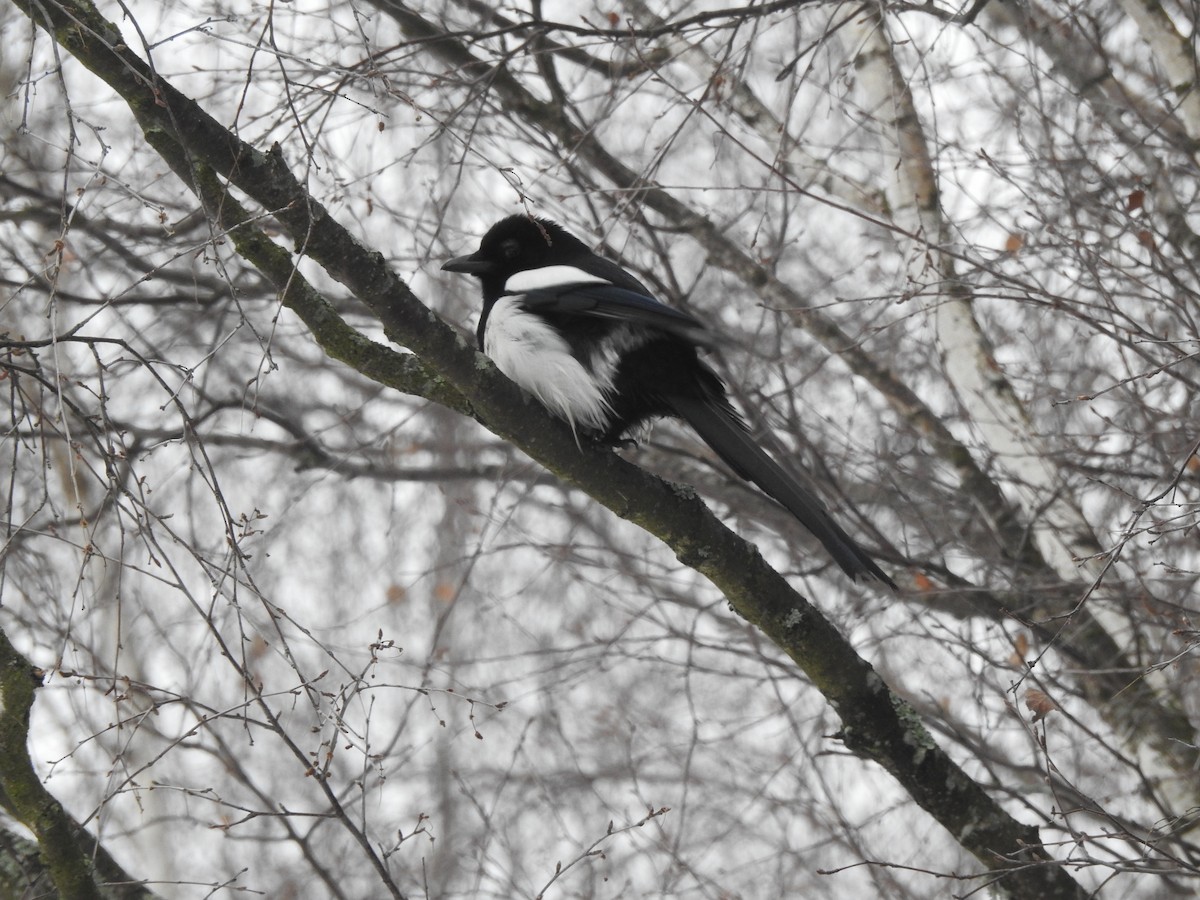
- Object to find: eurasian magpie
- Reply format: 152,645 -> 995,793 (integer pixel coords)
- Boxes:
443,215 -> 895,588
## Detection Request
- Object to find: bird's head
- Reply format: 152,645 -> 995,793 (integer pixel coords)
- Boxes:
442,215 -> 588,295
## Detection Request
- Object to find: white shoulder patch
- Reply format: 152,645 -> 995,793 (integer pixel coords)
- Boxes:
504,265 -> 610,293
483,296 -> 615,438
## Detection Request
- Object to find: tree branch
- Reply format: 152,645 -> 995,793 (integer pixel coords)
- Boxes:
0,627 -> 158,899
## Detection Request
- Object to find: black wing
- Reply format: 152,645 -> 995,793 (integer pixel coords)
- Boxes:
513,282 -> 712,346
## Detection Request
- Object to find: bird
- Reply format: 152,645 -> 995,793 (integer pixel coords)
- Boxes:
443,214 -> 896,588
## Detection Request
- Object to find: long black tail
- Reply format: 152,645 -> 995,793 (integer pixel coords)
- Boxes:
668,394 -> 896,589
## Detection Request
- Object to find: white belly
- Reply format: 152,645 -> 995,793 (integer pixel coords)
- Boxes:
483,296 -> 615,437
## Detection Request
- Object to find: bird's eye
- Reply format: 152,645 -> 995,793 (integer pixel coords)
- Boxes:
500,239 -> 520,260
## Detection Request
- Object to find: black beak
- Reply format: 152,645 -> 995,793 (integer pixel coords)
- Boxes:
442,253 -> 494,275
